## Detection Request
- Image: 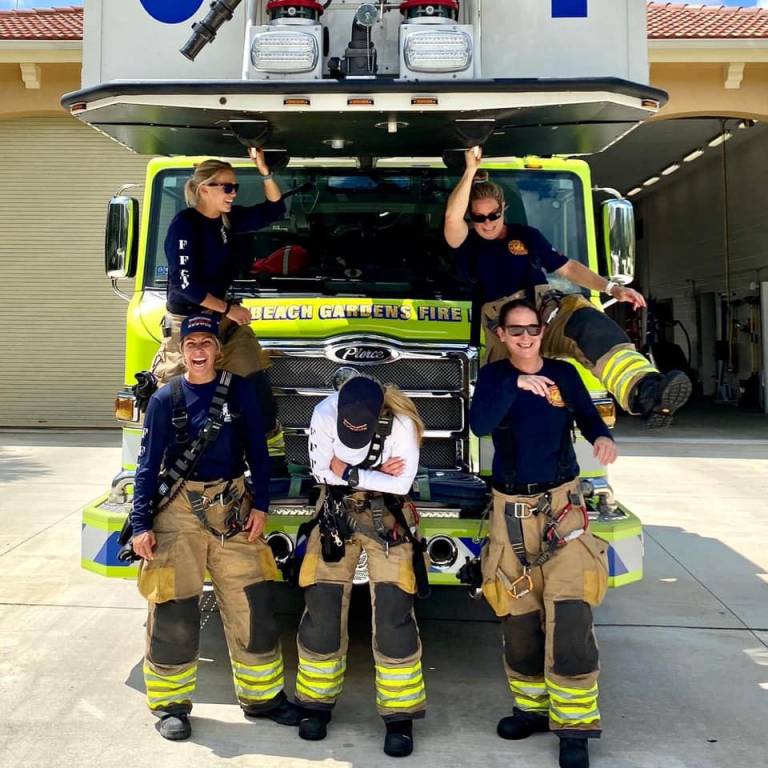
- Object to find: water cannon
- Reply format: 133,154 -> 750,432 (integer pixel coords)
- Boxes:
328,3 -> 379,79
181,0 -> 244,62
248,0 -> 327,80
398,0 -> 474,81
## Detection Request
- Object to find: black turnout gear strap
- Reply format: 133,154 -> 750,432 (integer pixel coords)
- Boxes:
244,582 -> 280,654
298,583 -> 345,655
502,611 -> 546,676
187,479 -> 248,540
373,583 -> 419,659
552,600 -> 599,676
169,375 -> 190,446
503,492 -> 559,573
318,489 -> 347,563
149,597 -> 201,666
356,413 -> 394,470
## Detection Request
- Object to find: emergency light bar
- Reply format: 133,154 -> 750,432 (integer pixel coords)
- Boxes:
250,29 -> 320,74
403,29 -> 472,73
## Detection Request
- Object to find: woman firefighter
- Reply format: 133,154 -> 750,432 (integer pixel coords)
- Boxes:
152,149 -> 285,440
293,375 -> 430,758
469,299 -> 618,768
445,147 -> 691,429
131,313 -> 299,740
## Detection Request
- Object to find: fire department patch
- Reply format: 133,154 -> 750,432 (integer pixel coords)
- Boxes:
547,385 -> 566,408
508,239 -> 529,256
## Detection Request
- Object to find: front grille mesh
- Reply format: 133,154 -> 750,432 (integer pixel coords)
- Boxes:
276,394 -> 463,431
269,354 -> 463,391
284,434 -> 460,471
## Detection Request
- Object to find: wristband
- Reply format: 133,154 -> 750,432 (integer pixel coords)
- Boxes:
224,300 -> 232,315
604,280 -> 619,296
346,468 -> 360,488
261,173 -> 273,182
341,465 -> 351,482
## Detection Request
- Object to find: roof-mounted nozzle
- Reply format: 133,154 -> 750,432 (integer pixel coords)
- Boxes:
181,0 -> 244,62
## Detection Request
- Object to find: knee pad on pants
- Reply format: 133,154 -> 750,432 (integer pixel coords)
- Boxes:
502,611 -> 545,676
150,597 -> 200,666
374,583 -> 418,659
244,581 -> 280,654
563,306 -> 630,364
299,583 -> 344,655
553,600 -> 599,676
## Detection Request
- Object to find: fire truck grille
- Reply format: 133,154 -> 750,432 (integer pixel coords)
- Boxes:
276,395 -> 463,432
284,434 -> 460,472
269,354 -> 464,391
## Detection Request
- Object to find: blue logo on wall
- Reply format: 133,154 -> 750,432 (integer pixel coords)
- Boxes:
139,0 -> 205,25
552,0 -> 588,17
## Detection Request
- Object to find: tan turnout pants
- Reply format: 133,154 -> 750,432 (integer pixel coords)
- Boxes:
151,313 -> 271,384
138,476 -> 285,716
294,495 -> 427,721
481,479 -> 608,737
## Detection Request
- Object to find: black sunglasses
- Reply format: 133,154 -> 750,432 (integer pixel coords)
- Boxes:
503,324 -> 543,337
208,182 -> 240,194
469,209 -> 503,223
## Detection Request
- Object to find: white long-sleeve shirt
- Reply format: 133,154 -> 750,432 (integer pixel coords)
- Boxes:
308,392 -> 420,496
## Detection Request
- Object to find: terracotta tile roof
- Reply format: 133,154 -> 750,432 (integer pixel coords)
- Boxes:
648,3 -> 768,39
1,3 -> 768,43
0,7 -> 83,41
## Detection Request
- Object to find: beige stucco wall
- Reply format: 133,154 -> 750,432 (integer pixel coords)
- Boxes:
651,62 -> 768,122
0,62 -> 80,118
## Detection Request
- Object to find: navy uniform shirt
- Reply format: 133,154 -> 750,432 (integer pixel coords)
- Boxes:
131,374 -> 270,535
165,200 -> 286,315
469,358 -> 612,486
452,224 -> 568,304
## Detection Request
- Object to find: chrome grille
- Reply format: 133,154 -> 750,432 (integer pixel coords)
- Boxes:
276,394 -> 463,432
285,434 -> 460,471
269,354 -> 464,391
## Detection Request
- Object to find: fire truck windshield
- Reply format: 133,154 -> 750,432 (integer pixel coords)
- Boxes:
144,167 -> 589,299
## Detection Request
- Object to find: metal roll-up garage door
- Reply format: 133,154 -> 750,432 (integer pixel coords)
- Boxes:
0,117 -> 148,427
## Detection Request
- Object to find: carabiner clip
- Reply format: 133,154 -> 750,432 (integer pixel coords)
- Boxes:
508,570 -> 533,599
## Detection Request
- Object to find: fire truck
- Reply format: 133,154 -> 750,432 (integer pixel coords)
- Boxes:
65,0 -> 659,587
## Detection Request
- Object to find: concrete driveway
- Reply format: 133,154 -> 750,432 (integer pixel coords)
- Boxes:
1,410 -> 767,768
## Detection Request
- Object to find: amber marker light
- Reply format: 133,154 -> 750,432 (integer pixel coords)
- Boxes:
411,97 -> 439,106
283,98 -> 311,106
347,98 -> 374,106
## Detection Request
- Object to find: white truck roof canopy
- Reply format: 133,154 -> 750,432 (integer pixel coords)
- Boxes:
63,0 -> 665,158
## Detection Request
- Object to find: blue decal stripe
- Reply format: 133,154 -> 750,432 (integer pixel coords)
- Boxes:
552,0 -> 588,18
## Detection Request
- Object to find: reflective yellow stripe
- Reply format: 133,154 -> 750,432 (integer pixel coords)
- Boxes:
509,681 -> 547,696
296,680 -> 344,700
549,708 -> 601,725
602,349 -> 639,387
375,690 -> 427,709
298,656 -> 347,676
144,662 -> 197,709
547,680 -> 598,698
296,655 -> 347,701
232,659 -> 283,679
143,663 -> 196,685
375,662 -> 425,710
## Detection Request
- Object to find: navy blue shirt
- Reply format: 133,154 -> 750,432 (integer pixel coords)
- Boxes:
469,358 -> 612,486
131,374 -> 270,535
165,200 -> 286,315
452,224 -> 568,304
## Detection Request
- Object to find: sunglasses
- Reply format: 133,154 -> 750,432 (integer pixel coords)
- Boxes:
469,209 -> 503,224
207,182 -> 240,194
503,324 -> 543,337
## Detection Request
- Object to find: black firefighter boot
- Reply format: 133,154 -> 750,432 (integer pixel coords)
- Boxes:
497,707 -> 549,740
157,714 -> 192,741
559,736 -> 590,768
298,708 -> 332,741
384,719 -> 414,758
630,369 -> 692,429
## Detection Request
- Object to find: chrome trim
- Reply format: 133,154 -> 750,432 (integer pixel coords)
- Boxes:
109,470 -> 135,504
265,531 -> 295,565
426,535 -> 460,568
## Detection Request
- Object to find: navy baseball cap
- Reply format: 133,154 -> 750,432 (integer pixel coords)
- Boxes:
180,313 -> 219,340
337,376 -> 385,450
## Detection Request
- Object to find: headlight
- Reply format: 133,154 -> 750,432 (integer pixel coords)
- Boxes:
250,30 -> 319,74
404,30 -> 472,73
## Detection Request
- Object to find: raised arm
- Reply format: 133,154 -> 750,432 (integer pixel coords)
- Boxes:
555,259 -> 646,310
444,147 -> 482,249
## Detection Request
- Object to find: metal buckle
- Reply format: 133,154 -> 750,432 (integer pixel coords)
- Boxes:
513,502 -> 533,519
508,571 -> 534,599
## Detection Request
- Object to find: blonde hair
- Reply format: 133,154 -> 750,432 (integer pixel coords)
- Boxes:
184,159 -> 235,207
382,385 -> 425,445
469,178 -> 505,211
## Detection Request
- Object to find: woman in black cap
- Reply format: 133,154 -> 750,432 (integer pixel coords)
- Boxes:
292,376 -> 428,758
131,312 -> 299,741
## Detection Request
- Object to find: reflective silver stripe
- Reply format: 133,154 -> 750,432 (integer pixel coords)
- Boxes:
236,682 -> 284,702
550,706 -> 601,723
298,659 -> 347,678
232,660 -> 284,680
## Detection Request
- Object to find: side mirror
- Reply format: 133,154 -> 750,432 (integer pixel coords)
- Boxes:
601,198 -> 636,285
105,195 -> 139,279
